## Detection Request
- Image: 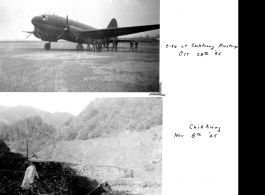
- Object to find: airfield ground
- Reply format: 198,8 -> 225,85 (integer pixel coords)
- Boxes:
0,41 -> 159,92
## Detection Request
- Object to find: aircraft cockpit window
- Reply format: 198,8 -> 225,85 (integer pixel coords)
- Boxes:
42,15 -> 48,21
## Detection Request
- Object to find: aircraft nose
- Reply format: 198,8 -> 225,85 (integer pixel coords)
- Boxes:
31,16 -> 39,26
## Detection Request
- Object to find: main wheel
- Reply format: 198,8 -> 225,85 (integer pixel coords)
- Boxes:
44,43 -> 51,50
76,43 -> 83,51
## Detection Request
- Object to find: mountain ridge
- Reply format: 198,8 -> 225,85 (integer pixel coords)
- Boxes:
0,105 -> 74,126
58,97 -> 162,140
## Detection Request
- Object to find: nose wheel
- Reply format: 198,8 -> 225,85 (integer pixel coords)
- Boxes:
76,43 -> 83,51
44,42 -> 51,50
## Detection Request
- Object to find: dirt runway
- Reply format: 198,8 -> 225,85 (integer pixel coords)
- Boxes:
0,41 -> 159,92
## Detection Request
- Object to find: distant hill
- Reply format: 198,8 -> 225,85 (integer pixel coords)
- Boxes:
0,105 -> 73,126
59,97 -> 162,140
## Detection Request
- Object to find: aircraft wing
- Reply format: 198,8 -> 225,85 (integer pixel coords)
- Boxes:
79,24 -> 159,39
117,38 -> 159,43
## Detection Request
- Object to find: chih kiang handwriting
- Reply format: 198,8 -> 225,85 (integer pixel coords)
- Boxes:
174,124 -> 221,138
166,43 -> 238,56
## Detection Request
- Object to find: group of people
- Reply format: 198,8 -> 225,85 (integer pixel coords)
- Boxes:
89,40 -> 138,52
90,40 -> 118,52
91,40 -> 103,52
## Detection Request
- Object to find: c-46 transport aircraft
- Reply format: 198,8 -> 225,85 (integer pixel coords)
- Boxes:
23,14 -> 160,51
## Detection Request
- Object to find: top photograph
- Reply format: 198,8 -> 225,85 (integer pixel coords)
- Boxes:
0,0 -> 160,92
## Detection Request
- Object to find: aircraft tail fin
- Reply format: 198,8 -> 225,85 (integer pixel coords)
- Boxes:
107,18 -> 118,28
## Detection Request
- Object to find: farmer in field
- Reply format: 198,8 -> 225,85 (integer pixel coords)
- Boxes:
21,159 -> 40,195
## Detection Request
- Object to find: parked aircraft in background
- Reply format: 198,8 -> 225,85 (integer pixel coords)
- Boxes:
23,14 -> 160,52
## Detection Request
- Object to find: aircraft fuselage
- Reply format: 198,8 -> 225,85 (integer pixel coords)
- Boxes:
28,14 -> 159,51
32,14 -> 97,43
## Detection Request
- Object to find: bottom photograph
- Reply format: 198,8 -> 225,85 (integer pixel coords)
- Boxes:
0,97 -> 162,195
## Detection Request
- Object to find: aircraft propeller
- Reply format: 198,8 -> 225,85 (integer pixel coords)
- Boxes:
22,31 -> 34,38
57,15 -> 79,40
22,30 -> 42,40
26,33 -> 33,38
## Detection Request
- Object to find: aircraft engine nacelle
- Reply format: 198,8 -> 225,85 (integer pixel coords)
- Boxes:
33,27 -> 42,39
83,37 -> 92,44
68,25 -> 83,42
34,27 -> 58,42
41,33 -> 58,42
41,36 -> 58,42
68,25 -> 83,33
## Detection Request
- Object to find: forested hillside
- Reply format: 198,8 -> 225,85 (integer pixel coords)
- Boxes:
57,97 -> 162,140
0,105 -> 73,126
0,116 -> 56,156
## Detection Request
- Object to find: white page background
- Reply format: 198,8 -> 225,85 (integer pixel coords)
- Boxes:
162,0 -> 238,195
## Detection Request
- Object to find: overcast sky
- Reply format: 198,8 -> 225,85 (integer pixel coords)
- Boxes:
0,94 -> 148,115
0,0 -> 159,40
0,93 -> 97,115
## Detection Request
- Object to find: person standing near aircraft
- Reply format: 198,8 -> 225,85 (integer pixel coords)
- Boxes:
135,41 -> 138,50
97,39 -> 102,52
130,41 -> 135,51
92,40 -> 97,52
130,41 -> 133,51
112,40 -> 118,51
115,40 -> 118,51
21,160 -> 40,195
130,41 -> 132,50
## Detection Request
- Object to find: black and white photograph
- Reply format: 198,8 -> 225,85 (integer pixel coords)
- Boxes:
0,96 -> 162,194
0,0 -> 160,92
0,0 -> 238,195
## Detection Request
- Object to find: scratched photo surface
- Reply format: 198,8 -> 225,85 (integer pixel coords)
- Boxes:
0,0 -> 160,92
0,97 -> 162,195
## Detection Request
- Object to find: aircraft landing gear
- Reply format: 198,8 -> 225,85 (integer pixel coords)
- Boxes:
44,42 -> 51,50
76,43 -> 83,51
